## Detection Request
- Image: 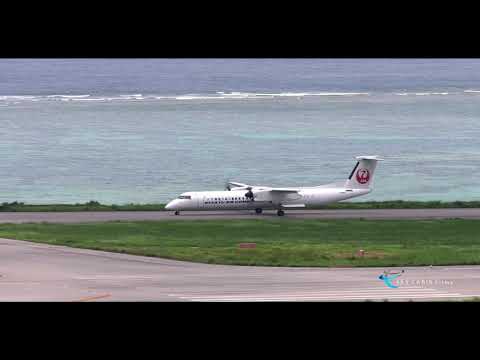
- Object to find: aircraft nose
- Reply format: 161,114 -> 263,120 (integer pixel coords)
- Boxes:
165,201 -> 175,210
165,199 -> 182,210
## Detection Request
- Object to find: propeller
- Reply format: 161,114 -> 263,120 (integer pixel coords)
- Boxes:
245,187 -> 254,200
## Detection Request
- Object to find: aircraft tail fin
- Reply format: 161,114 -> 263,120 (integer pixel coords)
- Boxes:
345,156 -> 383,189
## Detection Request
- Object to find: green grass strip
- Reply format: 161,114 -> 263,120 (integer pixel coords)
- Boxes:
1,218 -> 480,267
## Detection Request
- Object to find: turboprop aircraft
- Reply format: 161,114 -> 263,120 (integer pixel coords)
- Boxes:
165,156 -> 383,216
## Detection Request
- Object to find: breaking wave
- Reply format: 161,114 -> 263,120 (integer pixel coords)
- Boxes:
1,90 -> 479,104
394,92 -> 450,96
46,94 -> 91,98
214,91 -> 370,98
0,91 -> 371,103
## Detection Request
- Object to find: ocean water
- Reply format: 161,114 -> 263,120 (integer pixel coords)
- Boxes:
1,58 -> 480,204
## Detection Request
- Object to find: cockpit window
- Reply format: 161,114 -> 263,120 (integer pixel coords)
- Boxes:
178,195 -> 192,200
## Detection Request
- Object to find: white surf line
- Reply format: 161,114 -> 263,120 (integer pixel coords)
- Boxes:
184,293 -> 467,302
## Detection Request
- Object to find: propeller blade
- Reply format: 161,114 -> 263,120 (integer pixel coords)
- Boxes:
245,189 -> 254,199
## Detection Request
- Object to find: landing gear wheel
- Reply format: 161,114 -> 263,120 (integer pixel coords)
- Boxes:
277,210 -> 285,216
255,208 -> 263,214
174,211 -> 180,216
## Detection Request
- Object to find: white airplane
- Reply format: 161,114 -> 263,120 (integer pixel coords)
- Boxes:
165,155 -> 383,216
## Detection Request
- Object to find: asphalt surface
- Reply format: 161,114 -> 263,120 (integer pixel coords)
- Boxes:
0,208 -> 480,223
1,237 -> 480,301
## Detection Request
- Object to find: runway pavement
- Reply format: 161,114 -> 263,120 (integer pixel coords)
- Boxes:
1,237 -> 480,301
0,208 -> 480,223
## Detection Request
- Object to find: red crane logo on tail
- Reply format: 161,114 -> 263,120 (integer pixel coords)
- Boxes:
356,168 -> 370,184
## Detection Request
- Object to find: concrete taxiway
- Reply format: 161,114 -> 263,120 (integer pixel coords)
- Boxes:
0,208 -> 480,223
1,237 -> 480,302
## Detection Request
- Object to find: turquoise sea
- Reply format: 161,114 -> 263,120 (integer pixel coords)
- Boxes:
1,59 -> 479,204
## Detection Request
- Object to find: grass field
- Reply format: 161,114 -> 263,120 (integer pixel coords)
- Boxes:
1,200 -> 480,212
1,218 -> 480,267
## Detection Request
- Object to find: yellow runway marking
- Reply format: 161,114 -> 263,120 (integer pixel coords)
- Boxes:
77,294 -> 111,302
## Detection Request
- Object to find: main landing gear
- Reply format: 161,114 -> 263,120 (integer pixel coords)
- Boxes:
174,211 -> 180,215
277,210 -> 285,216
255,208 -> 263,214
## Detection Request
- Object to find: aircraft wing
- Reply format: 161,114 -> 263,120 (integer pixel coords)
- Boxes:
270,188 -> 302,201
254,188 -> 303,203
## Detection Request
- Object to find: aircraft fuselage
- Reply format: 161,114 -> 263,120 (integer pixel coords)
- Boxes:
165,187 -> 371,211
165,155 -> 382,215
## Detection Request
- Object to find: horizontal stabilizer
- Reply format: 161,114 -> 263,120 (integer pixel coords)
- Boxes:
355,155 -> 384,161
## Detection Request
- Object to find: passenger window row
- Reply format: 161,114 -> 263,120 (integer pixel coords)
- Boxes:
204,196 -> 252,205
205,200 -> 250,204
205,197 -> 248,201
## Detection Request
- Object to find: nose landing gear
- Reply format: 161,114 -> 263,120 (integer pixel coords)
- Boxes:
277,210 -> 285,216
174,211 -> 180,215
255,208 -> 263,214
